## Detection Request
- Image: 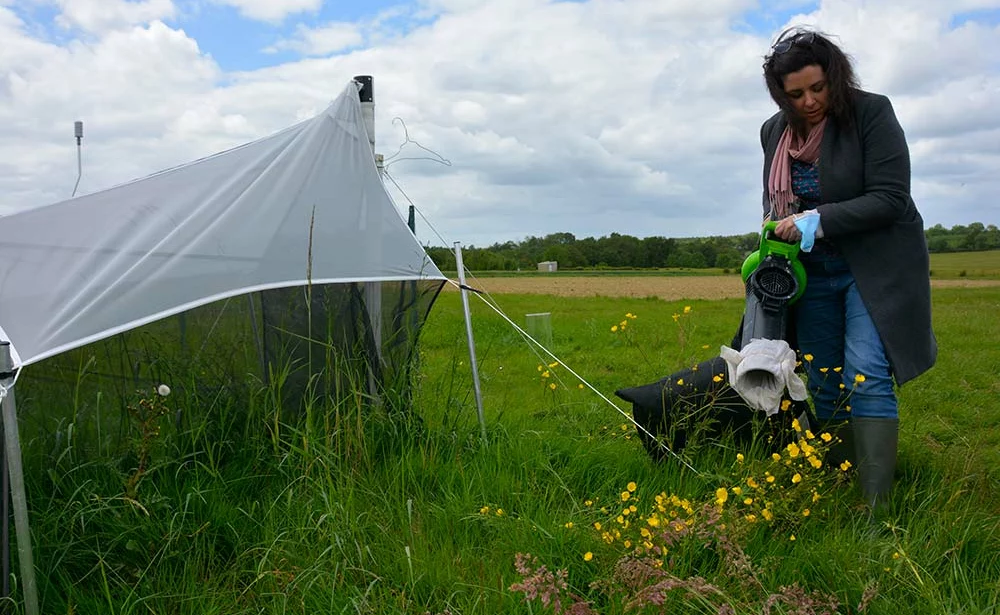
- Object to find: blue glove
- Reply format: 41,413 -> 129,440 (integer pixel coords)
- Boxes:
794,211 -> 821,252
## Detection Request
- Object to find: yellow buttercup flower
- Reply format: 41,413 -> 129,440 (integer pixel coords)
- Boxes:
548,383 -> 557,390
803,353 -> 814,362
792,473 -> 802,484
627,481 -> 637,492
683,306 -> 691,314
715,488 -> 728,505
611,325 -> 618,332
584,552 -> 593,561
820,432 -> 832,442
819,367 -> 829,373
855,373 -> 866,383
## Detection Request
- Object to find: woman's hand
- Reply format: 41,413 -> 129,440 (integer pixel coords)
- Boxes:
774,215 -> 802,243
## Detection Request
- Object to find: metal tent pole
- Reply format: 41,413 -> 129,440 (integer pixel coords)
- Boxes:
356,75 -> 385,400
453,243 -> 487,443
1,400 -> 8,604
0,343 -> 39,615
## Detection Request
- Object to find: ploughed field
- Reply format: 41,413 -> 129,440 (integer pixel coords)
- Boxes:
443,274 -> 1000,300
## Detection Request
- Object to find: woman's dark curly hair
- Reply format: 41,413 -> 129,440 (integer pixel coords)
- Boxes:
763,27 -> 860,137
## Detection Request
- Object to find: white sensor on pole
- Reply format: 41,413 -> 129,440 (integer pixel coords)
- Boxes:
72,121 -> 83,197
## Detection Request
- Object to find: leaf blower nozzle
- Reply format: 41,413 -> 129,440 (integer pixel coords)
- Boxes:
739,221 -> 807,347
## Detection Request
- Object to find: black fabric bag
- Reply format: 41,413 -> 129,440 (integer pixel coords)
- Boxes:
615,354 -> 814,462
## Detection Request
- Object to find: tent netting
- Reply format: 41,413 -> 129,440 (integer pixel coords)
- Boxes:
1,79 -> 446,450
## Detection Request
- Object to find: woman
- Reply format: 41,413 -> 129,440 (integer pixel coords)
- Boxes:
759,28 -> 937,507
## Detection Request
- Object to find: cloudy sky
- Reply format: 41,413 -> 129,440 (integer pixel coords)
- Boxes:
1,0 -> 998,248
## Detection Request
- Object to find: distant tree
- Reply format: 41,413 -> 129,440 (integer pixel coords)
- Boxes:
926,223 -> 948,237
927,237 -> 949,253
426,246 -> 456,270
640,236 -> 675,268
714,247 -> 744,270
668,247 -> 707,268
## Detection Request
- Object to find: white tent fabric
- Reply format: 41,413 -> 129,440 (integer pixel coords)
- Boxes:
0,81 -> 444,369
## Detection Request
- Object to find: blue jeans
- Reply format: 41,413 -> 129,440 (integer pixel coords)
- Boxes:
794,257 -> 898,421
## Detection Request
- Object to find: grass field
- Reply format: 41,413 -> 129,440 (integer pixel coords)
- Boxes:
7,253 -> 1000,614
928,250 -> 1000,278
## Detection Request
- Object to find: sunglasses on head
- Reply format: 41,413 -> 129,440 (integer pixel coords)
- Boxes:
771,32 -> 816,55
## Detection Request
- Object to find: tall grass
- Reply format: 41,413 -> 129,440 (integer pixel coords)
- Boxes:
10,285 -> 1000,614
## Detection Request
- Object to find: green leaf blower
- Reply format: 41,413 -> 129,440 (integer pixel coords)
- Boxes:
739,221 -> 807,347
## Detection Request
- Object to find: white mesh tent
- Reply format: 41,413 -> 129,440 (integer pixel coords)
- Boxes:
0,79 -> 446,612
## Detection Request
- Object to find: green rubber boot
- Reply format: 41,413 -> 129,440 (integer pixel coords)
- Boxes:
852,417 -> 899,509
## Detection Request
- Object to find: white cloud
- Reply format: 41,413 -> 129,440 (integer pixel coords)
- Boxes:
266,21 -> 364,55
1,0 -> 998,245
52,0 -> 176,34
211,0 -> 322,23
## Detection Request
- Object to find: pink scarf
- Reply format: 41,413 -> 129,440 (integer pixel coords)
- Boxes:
768,118 -> 827,219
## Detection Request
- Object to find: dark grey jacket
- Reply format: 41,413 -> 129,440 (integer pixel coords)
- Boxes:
760,90 -> 937,385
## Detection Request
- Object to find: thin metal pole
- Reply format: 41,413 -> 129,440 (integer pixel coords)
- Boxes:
0,343 -> 39,615
453,243 -> 487,443
1,401 -> 8,604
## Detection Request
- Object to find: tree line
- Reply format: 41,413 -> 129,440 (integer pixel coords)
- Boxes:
426,222 -> 1000,271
